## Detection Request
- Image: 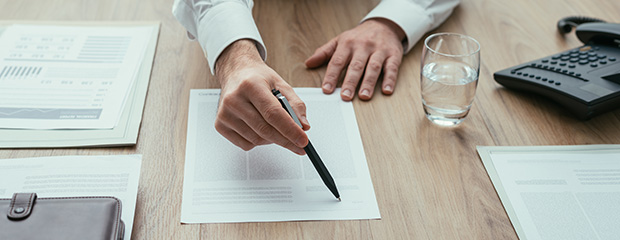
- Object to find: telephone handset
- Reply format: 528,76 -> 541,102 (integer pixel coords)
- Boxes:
493,17 -> 620,120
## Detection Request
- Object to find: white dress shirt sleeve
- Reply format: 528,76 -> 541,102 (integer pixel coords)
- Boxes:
172,0 -> 266,74
362,0 -> 461,54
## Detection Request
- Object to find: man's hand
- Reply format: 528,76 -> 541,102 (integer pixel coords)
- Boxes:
215,39 -> 310,155
305,18 -> 406,101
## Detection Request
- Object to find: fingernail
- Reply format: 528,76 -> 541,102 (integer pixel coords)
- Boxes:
323,83 -> 332,91
342,89 -> 352,98
360,89 -> 370,98
383,85 -> 393,93
301,115 -> 310,127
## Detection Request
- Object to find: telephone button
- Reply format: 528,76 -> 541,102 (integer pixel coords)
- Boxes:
610,57 -> 617,62
600,60 -> 607,64
552,55 -> 561,60
561,56 -> 570,61
590,63 -> 598,68
542,78 -> 548,81
535,76 -> 541,80
569,58 -> 579,63
568,64 -> 575,68
579,60 -> 589,65
579,55 -> 588,59
576,73 -> 582,77
542,59 -> 549,63
588,57 -> 598,61
550,61 -> 558,64
523,73 -> 529,77
559,62 -> 566,66
598,55 -> 607,59
548,80 -> 555,83
555,82 -> 561,86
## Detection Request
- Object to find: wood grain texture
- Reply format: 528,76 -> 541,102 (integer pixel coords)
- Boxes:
0,0 -> 619,239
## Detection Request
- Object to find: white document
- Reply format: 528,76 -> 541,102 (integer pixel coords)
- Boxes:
0,154 -> 142,240
181,88 -> 381,223
0,24 -> 154,129
477,145 -> 620,240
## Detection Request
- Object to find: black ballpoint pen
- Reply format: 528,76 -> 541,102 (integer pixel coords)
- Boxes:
272,89 -> 341,201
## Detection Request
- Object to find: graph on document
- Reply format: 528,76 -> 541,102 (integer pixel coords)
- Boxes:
0,24 -> 152,129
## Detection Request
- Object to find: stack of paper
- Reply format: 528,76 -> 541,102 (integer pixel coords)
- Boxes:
478,145 -> 620,240
0,154 -> 142,240
0,22 -> 159,147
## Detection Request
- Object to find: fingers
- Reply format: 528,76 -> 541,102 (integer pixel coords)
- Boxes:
358,52 -> 386,100
322,47 -> 351,95
248,88 -> 309,149
307,19 -> 405,100
305,38 -> 338,69
381,55 -> 402,95
340,50 -> 371,101
278,84 -> 311,131
216,94 -> 307,155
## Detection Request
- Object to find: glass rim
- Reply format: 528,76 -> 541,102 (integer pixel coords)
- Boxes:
424,32 -> 481,57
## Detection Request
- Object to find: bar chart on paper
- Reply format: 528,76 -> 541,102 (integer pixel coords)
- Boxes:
0,24 -> 153,129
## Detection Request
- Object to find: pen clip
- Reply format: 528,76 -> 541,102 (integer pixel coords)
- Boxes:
272,89 -> 302,128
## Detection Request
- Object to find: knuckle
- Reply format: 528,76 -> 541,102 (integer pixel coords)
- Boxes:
385,63 -> 399,73
361,39 -> 375,48
349,60 -> 365,71
246,133 -> 264,145
254,122 -> 273,136
330,56 -> 347,67
292,101 -> 306,113
342,37 -> 355,45
368,61 -> 382,72
385,73 -> 397,83
261,107 -> 282,124
325,73 -> 340,81
363,75 -> 378,85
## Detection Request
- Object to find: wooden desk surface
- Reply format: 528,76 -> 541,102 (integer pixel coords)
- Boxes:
1,0 -> 619,239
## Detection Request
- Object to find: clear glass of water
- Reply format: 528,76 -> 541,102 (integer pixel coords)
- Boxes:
421,33 -> 480,126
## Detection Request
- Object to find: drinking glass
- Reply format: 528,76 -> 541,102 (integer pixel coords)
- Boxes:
421,33 -> 480,126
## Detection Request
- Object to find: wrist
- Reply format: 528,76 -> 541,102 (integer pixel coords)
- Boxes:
365,18 -> 406,42
215,39 -> 264,85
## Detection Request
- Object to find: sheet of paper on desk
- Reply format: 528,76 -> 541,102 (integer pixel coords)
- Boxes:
0,24 -> 153,129
477,145 -> 620,240
181,88 -> 380,223
0,154 -> 142,240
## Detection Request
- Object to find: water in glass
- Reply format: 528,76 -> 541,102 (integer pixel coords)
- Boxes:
421,61 -> 478,126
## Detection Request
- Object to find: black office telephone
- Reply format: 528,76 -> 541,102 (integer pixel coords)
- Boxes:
493,17 -> 620,120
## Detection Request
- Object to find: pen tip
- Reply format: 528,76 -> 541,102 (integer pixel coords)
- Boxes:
337,197 -> 341,202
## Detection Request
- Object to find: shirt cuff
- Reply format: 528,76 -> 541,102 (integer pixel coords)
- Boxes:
197,1 -> 266,74
362,0 -> 433,54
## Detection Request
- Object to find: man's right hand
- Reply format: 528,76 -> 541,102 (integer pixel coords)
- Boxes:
214,39 -> 310,155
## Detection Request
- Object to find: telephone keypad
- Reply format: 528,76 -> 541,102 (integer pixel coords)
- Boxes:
494,42 -> 620,119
